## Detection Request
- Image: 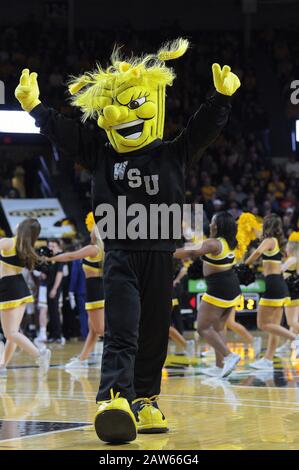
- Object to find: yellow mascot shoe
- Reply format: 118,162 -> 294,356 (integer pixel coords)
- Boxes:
132,396 -> 169,434
94,390 -> 137,443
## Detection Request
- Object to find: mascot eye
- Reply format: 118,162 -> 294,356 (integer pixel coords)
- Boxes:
128,97 -> 146,109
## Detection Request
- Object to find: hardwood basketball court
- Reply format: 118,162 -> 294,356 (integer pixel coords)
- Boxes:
1,336 -> 299,450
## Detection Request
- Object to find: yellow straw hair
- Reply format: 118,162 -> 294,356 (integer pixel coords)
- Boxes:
68,38 -> 189,122
157,38 -> 189,61
85,212 -> 95,232
235,212 -> 262,261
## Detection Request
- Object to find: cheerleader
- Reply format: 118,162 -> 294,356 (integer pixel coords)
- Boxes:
175,211 -> 241,378
225,213 -> 263,357
277,231 -> 299,354
0,218 -> 51,376
245,214 -> 299,370
49,213 -> 104,368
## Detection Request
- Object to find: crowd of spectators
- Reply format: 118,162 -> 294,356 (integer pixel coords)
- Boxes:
0,20 -> 299,239
256,27 -> 299,122
1,19 -> 299,346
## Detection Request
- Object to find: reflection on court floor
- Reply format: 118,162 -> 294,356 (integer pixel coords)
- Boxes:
0,340 -> 299,450
164,343 -> 299,388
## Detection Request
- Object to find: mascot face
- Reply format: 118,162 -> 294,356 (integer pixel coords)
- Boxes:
96,78 -> 165,153
68,38 -> 189,154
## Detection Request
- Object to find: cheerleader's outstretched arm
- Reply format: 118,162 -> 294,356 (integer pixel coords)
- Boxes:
244,238 -> 275,266
50,245 -> 99,263
281,256 -> 297,273
174,239 -> 221,260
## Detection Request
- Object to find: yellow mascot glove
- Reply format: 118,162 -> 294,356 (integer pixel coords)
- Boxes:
15,68 -> 41,112
212,63 -> 241,96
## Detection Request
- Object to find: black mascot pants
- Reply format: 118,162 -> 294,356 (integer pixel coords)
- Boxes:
96,250 -> 173,402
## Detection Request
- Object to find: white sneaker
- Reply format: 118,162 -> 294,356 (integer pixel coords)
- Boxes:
185,339 -> 196,357
249,357 -> 273,370
34,337 -> 44,348
34,340 -> 47,352
0,366 -> 7,378
37,348 -> 51,376
201,366 -> 222,377
65,368 -> 88,382
168,342 -> 176,355
65,357 -> 88,369
250,369 -> 274,382
199,347 -> 214,358
94,340 -> 103,355
252,336 -> 262,358
276,341 -> 291,356
34,332 -> 47,344
221,353 -> 241,377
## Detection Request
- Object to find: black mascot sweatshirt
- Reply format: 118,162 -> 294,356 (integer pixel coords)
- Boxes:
31,92 -> 231,252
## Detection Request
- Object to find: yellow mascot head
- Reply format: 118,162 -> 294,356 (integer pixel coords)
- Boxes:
68,38 -> 189,154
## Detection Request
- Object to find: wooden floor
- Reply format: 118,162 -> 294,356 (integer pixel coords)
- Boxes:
1,336 -> 299,450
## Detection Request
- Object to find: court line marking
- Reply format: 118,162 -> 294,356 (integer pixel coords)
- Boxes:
0,393 -> 96,403
2,392 -> 299,411
4,388 -> 299,406
163,375 -> 299,390
227,383 -> 299,390
0,418 -> 91,424
8,371 -> 299,392
161,393 -> 299,405
0,424 -> 92,444
160,398 -> 299,411
5,390 -> 299,407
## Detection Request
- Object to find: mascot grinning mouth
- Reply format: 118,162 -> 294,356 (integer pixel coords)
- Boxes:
113,119 -> 144,139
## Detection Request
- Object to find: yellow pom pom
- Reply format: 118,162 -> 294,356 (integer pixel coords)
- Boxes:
235,212 -> 261,261
85,212 -> 95,232
288,231 -> 299,242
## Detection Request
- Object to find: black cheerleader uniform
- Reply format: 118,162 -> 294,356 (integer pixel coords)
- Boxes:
0,237 -> 33,309
82,248 -> 105,311
201,237 -> 241,308
284,260 -> 299,307
259,238 -> 290,307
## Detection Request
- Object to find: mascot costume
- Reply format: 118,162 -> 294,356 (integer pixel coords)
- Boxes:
15,38 -> 240,443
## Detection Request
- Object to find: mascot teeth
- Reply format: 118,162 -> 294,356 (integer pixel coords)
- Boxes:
125,132 -> 142,140
113,119 -> 144,130
113,120 -> 144,139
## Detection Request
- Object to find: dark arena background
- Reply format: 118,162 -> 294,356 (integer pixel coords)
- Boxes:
0,0 -> 299,460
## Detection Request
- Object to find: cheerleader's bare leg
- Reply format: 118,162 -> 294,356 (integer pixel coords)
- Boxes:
1,305 -> 40,366
257,305 -> 296,340
285,306 -> 299,334
226,308 -> 254,343
79,307 -> 104,361
197,301 -> 231,357
264,334 -> 280,361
